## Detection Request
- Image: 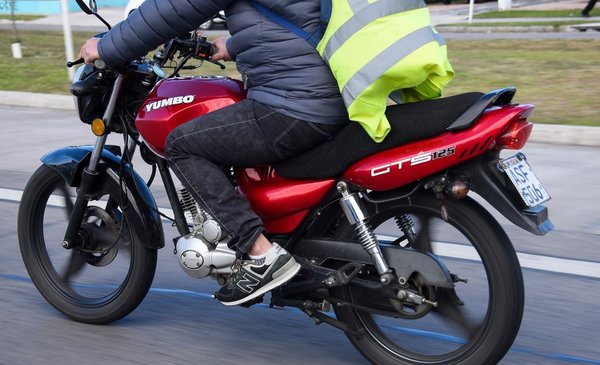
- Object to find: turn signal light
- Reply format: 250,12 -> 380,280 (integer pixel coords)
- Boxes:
446,180 -> 470,199
91,118 -> 106,136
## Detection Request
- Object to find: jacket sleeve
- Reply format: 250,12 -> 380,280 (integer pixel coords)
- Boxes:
98,0 -> 234,66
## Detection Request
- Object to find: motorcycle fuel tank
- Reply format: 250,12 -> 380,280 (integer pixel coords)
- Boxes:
135,76 -> 246,156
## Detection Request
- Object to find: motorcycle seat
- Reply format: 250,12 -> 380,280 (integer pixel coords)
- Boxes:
275,91 -> 485,180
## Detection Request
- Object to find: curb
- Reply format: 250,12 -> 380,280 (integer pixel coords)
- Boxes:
435,25 -> 575,33
0,91 -> 74,111
528,124 -> 600,147
1,90 -> 598,147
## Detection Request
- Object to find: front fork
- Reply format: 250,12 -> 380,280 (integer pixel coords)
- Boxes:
61,75 -> 125,250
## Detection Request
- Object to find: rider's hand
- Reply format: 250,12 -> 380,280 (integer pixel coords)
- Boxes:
211,37 -> 232,62
79,38 -> 101,65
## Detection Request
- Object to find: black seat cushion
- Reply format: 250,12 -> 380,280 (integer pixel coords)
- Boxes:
275,92 -> 484,179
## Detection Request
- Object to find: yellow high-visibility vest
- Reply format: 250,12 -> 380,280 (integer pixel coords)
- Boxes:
317,0 -> 454,142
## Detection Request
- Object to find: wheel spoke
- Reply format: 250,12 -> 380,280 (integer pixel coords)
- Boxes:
433,287 -> 479,339
60,250 -> 88,285
114,223 -> 131,251
19,165 -> 158,324
413,214 -> 433,252
58,182 -> 74,219
332,193 -> 524,363
119,238 -> 132,255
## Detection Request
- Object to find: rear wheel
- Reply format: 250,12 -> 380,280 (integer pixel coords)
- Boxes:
18,165 -> 158,324
332,193 -> 524,365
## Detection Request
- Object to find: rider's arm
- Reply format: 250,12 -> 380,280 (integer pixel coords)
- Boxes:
98,0 -> 235,66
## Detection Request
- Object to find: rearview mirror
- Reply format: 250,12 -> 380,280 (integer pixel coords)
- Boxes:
74,0 -> 97,14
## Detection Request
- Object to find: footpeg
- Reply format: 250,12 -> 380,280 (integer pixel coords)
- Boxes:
322,262 -> 364,287
302,300 -> 331,312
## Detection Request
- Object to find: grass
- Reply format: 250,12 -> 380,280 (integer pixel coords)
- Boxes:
474,9 -> 598,19
0,30 -> 236,94
0,14 -> 44,21
0,30 -> 599,126
0,30 -> 92,94
444,39 -> 600,126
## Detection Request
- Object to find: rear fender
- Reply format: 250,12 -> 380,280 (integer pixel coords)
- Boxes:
452,153 -> 553,236
41,145 -> 165,249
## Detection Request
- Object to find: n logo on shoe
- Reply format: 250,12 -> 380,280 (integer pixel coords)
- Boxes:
236,272 -> 260,294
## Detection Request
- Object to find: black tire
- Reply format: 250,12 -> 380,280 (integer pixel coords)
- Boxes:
18,164 -> 158,324
332,192 -> 524,365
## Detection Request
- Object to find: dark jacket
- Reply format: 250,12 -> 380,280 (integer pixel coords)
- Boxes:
98,0 -> 347,124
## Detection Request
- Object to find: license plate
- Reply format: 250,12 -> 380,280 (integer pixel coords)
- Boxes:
499,153 -> 551,207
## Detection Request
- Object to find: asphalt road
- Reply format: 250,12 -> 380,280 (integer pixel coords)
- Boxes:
0,105 -> 599,365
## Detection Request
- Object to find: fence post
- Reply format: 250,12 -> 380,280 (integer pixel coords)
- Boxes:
498,0 -> 512,11
9,0 -> 22,58
60,0 -> 75,80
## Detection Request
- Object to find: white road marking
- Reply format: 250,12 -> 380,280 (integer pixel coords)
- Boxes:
3,187 -> 599,279
0,187 -> 177,223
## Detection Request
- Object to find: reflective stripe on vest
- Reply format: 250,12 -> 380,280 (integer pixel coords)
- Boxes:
317,0 -> 454,142
341,26 -> 445,108
321,0 -> 425,61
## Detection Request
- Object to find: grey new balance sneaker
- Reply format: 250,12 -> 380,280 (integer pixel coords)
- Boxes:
216,243 -> 301,306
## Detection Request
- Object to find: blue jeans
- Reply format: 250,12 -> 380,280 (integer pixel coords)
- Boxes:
165,99 -> 345,254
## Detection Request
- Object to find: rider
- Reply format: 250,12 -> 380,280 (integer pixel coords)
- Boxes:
79,0 -> 348,306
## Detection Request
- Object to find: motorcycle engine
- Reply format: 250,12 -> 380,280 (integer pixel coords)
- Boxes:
176,234 -> 236,279
175,188 -> 236,278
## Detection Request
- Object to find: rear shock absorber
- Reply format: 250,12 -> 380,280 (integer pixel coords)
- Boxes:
337,182 -> 394,285
394,214 -> 417,246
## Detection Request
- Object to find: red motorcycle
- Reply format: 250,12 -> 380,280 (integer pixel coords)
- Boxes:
18,1 -> 553,364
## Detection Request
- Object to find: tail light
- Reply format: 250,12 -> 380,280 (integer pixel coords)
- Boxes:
496,108 -> 534,150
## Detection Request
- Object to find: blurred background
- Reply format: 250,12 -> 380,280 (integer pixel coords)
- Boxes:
0,0 -> 599,364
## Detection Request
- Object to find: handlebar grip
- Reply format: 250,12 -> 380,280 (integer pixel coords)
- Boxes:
67,58 -> 107,70
67,58 -> 84,68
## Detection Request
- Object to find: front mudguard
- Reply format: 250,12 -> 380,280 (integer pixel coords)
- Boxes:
41,145 -> 165,249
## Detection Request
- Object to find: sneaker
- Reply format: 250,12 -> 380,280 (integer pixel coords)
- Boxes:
216,243 -> 301,306
582,11 -> 590,17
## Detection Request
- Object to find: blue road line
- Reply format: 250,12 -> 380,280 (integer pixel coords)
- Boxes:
387,326 -> 600,364
2,272 -> 599,364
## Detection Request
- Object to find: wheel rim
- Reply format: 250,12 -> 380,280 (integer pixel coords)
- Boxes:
29,173 -> 135,308
343,204 -> 501,363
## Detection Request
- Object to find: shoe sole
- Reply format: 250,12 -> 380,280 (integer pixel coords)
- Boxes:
219,260 -> 301,307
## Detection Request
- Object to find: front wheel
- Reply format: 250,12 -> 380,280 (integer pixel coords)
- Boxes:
18,164 -> 158,324
332,193 -> 524,365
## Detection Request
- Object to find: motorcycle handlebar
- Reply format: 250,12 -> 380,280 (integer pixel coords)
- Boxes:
68,34 -> 224,74
67,58 -> 107,70
67,58 -> 84,68
162,36 -> 225,69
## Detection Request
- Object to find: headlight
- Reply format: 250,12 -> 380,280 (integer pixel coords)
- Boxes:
70,64 -> 108,124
